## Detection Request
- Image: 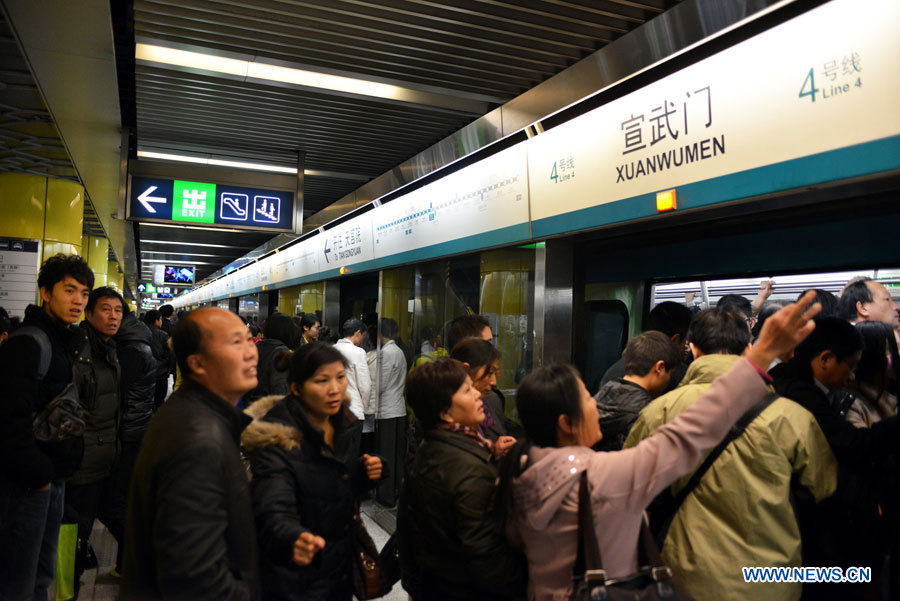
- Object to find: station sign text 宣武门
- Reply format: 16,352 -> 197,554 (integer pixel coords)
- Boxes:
128,176 -> 295,232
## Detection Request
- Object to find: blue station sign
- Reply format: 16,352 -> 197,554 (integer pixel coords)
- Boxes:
128,176 -> 295,232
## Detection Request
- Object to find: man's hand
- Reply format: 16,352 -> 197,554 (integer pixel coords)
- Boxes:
752,280 -> 776,313
747,290 -> 820,369
292,531 -> 325,566
362,454 -> 382,481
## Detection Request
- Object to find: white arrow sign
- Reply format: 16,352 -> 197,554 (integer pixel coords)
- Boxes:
137,186 -> 167,213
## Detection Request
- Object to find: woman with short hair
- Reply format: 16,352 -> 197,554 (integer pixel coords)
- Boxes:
398,358 -> 525,601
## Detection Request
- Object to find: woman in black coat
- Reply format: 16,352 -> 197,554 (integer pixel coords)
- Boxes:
243,342 -> 383,601
398,358 -> 526,601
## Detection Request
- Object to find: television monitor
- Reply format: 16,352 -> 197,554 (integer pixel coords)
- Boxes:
163,265 -> 195,285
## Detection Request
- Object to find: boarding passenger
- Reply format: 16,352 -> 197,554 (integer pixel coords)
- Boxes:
65,286 -> 123,597
593,331 -> 679,451
374,317 -> 408,506
771,317 -> 897,600
298,312 -> 321,345
158,303 -> 175,336
600,301 -> 692,391
446,313 -> 493,351
244,312 -> 299,405
751,302 -> 784,342
450,338 -> 512,444
316,324 -> 339,344
121,308 -> 260,600
625,307 -> 836,601
0,254 -> 93,601
847,320 -> 899,427
839,277 -> 900,328
142,309 -> 173,408
398,358 -> 526,601
335,318 -> 371,422
243,342 -> 383,601
717,293 -> 756,331
798,288 -> 839,318
502,292 -> 822,601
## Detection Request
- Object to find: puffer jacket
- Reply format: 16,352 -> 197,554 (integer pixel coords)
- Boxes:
71,322 -> 121,485
243,338 -> 290,405
593,378 -> 653,451
115,312 -> 156,441
624,355 -> 837,601
0,304 -> 83,486
243,394 -> 373,601
398,428 -> 526,601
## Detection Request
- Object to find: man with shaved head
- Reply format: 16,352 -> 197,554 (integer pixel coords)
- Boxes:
121,308 -> 260,600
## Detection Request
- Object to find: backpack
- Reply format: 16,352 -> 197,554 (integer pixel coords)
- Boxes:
8,326 -> 85,442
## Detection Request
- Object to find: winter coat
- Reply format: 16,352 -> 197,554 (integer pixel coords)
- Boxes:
771,360 -> 900,597
593,378 -> 653,451
846,381 -> 898,428
0,304 -> 83,487
335,339 -> 371,419
121,379 -> 258,601
243,338 -> 290,405
624,355 -> 836,601
398,428 -> 526,601
147,323 -> 173,383
600,358 -> 687,394
507,358 -> 790,601
115,313 -> 156,441
71,322 -> 121,485
243,394 -> 373,601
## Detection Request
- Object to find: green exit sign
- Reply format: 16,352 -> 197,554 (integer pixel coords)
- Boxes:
172,180 -> 216,223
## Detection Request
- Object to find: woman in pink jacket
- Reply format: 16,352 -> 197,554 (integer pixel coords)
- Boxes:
503,292 -> 821,601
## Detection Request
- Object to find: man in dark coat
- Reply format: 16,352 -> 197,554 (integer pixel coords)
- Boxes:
0,253 -> 93,601
142,309 -> 173,408
771,317 -> 898,600
121,307 -> 260,601
594,330 -> 680,451
66,286 -> 123,596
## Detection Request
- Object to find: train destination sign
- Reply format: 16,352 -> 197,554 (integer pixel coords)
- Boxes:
128,176 -> 295,232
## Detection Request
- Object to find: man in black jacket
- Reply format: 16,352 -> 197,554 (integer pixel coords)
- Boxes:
0,254 -> 93,601
142,309 -> 173,408
66,286 -> 123,596
594,330 -> 680,451
770,317 -> 895,600
121,307 -> 260,601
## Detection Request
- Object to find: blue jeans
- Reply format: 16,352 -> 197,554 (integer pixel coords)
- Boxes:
0,479 -> 65,601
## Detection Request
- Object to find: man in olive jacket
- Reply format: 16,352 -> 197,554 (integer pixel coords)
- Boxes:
121,308 -> 260,601
625,308 -> 837,601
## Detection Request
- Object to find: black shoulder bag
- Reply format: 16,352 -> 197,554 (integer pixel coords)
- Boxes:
571,470 -> 692,601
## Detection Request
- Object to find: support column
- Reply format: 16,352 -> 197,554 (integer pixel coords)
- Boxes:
228,297 -> 239,314
295,151 -> 305,234
83,236 -> 109,288
533,239 -> 574,367
322,279 -> 340,332
0,173 -> 84,259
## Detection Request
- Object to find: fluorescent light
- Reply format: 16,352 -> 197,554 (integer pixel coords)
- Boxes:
136,44 -> 247,77
142,239 -> 254,250
137,150 -> 296,174
141,259 -> 220,265
134,42 -> 490,113
141,250 -> 224,258
140,222 -> 245,233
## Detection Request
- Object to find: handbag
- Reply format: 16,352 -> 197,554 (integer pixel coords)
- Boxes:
571,470 -> 693,601
351,506 -> 401,599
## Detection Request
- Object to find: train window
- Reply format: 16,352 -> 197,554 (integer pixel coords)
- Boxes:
581,300 -> 629,396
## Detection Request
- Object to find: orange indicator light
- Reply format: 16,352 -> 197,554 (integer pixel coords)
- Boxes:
340,267 -> 347,275
656,189 -> 677,212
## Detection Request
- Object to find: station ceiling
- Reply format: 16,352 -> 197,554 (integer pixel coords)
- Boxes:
4,0 -> 700,291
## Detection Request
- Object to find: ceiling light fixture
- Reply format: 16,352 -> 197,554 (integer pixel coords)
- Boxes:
135,42 -> 491,113
136,150 -> 371,181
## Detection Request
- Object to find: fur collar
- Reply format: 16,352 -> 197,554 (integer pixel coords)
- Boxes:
241,395 -> 303,452
241,393 -> 354,452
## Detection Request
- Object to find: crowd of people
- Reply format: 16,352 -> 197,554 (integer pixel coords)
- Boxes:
0,253 -> 898,601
